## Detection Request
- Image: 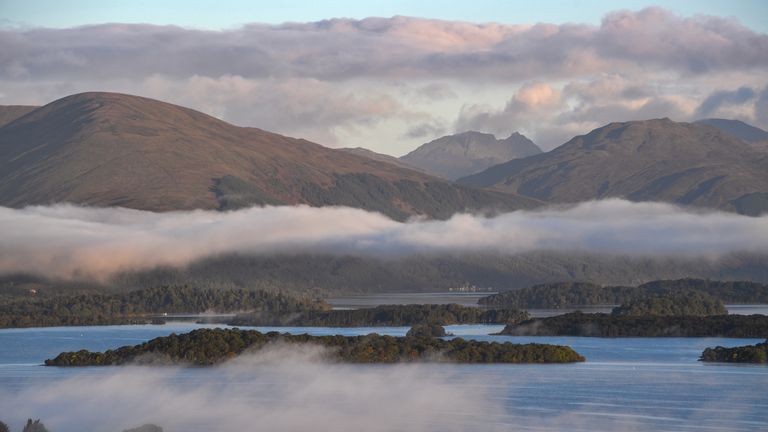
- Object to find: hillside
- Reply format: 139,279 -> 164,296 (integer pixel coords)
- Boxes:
458,119 -> 768,215
696,118 -> 768,143
0,105 -> 38,128
0,92 -> 539,220
400,131 -> 541,180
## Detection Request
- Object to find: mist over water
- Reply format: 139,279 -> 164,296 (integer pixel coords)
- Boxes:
1,199 -> 767,280
1,325 -> 767,432
2,348 -> 504,432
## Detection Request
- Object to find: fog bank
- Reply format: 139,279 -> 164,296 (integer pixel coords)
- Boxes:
1,199 -> 767,280
0,347 -> 503,432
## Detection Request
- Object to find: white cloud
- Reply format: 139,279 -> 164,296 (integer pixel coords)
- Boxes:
1,200 -> 766,280
0,8 -> 766,152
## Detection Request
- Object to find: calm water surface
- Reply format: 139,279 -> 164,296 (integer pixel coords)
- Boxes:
0,322 -> 766,431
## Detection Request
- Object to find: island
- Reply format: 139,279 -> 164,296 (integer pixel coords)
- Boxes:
479,278 -> 768,309
228,304 -> 530,327
0,285 -> 531,328
406,324 -> 449,338
497,312 -> 768,337
700,340 -> 768,363
44,328 -> 585,366
611,291 -> 727,317
0,285 -> 326,328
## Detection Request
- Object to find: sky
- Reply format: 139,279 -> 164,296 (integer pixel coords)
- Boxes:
1,1 -> 767,155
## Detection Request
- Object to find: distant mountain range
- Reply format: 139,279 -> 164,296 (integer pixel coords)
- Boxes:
400,131 -> 542,180
1,93 -> 767,217
0,92 -> 539,220
458,118 -> 768,215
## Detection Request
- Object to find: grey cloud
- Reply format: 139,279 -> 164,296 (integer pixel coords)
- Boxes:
558,97 -> 688,127
1,200 -> 766,280
756,86 -> 768,126
1,8 -> 766,83
400,121 -> 447,139
695,86 -> 757,118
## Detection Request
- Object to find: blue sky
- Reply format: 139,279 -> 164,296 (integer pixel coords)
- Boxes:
2,0 -> 767,32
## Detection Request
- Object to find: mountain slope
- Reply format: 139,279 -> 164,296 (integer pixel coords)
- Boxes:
400,131 -> 542,180
458,119 -> 768,215
0,105 -> 39,128
0,92 -> 539,219
696,118 -> 768,143
338,147 -> 423,171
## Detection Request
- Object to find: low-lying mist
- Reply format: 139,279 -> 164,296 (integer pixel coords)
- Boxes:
0,346 -> 505,432
1,199 -> 767,280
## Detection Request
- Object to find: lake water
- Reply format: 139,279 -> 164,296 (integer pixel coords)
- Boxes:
1,323 -> 767,432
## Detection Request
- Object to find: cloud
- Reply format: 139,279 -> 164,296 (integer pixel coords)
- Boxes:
695,86 -> 757,118
1,10 -> 766,83
0,348 -> 503,432
1,200 -> 767,281
1,8 -> 767,152
400,121 -> 447,140
455,82 -> 563,136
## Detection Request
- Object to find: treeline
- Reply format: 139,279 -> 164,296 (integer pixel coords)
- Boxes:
700,340 -> 768,363
611,291 -> 727,317
112,253 -> 768,295
45,328 -> 585,366
229,304 -> 530,327
0,286 -> 326,328
480,279 -> 768,309
0,420 -> 162,432
0,419 -> 48,432
498,312 -> 768,337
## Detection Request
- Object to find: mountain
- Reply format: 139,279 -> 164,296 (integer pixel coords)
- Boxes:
0,92 -> 540,220
400,131 -> 542,180
696,118 -> 768,143
458,118 -> 768,215
338,147 -> 423,172
0,105 -> 38,128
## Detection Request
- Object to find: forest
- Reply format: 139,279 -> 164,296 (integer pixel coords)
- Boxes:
44,328 -> 585,366
610,291 -> 727,316
229,304 -> 530,326
498,312 -> 768,337
480,279 -> 768,309
0,285 -> 326,328
700,339 -> 768,363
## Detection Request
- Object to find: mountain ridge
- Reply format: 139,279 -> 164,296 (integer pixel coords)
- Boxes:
458,118 -> 768,215
400,130 -> 542,180
0,92 -> 541,220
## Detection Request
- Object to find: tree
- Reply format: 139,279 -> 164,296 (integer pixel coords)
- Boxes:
22,419 -> 49,432
0,421 -> 10,432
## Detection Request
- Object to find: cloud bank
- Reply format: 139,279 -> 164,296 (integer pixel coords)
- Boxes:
1,200 -> 767,280
1,7 -> 767,151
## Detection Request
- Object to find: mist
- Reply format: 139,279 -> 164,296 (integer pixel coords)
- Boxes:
1,199 -> 767,280
0,346 -> 505,432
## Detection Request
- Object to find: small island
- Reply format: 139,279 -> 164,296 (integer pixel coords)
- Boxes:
497,312 -> 768,337
700,340 -> 768,363
406,324 -> 449,338
45,328 -> 585,366
611,291 -> 727,317
0,285 -> 530,328
479,279 -> 768,309
0,285 -> 327,328
229,304 -> 530,327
